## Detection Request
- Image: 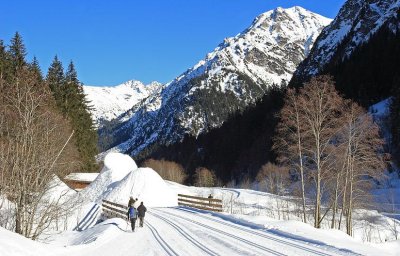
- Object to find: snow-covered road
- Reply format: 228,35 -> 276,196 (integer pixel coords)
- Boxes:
144,207 -> 353,256
1,206 -> 394,256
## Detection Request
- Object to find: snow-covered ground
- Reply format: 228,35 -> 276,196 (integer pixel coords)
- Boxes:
368,98 -> 400,220
1,207 -> 398,256
1,152 -> 399,255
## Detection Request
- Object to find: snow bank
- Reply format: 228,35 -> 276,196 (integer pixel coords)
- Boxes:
80,152 -> 176,207
44,175 -> 77,203
80,153 -> 137,203
103,152 -> 138,181
0,227 -> 57,256
104,167 -> 177,207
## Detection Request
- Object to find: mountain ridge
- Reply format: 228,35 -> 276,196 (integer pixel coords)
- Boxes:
294,0 -> 400,79
83,80 -> 162,126
96,6 -> 331,159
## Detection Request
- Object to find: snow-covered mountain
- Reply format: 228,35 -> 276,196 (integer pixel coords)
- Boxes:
83,80 -> 162,126
100,7 -> 331,157
294,0 -> 400,78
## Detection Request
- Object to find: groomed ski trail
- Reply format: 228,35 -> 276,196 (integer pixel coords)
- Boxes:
145,207 -> 357,256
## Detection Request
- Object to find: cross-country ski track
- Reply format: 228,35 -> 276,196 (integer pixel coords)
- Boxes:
1,206 -> 392,255
142,207 -> 352,256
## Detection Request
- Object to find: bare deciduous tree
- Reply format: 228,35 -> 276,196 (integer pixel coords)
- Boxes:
194,167 -> 216,187
274,75 -> 385,233
142,158 -> 187,184
337,102 -> 385,235
275,76 -> 344,227
0,68 -> 79,239
296,76 -> 345,228
256,162 -> 289,195
274,88 -> 308,222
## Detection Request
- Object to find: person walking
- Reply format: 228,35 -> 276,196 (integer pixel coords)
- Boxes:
127,204 -> 137,232
137,202 -> 147,227
208,194 -> 213,207
128,196 -> 135,208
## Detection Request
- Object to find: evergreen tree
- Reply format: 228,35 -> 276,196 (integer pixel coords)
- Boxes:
8,32 -> 27,70
46,58 -> 98,171
64,61 -> 79,112
28,56 -> 43,83
0,39 -> 12,82
64,61 -> 99,172
46,56 -> 65,110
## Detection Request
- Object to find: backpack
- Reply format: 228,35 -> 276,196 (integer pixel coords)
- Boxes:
128,207 -> 137,219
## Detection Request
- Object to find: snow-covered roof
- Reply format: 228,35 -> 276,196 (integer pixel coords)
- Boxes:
64,173 -> 99,183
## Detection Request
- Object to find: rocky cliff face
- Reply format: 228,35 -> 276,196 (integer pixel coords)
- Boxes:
98,6 -> 331,157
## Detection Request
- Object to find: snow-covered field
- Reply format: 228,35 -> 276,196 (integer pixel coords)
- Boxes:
1,153 -> 399,255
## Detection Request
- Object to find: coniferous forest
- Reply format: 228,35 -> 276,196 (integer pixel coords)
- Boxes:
0,32 -> 98,173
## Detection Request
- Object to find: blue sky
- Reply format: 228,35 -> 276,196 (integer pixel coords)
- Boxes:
0,0 -> 345,86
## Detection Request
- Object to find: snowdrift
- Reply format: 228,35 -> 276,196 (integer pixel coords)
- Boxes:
103,167 -> 177,207
80,153 -> 137,202
0,226 -> 55,256
80,152 -> 176,207
45,175 -> 77,203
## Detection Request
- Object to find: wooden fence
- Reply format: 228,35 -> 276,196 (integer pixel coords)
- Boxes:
102,194 -> 223,220
178,194 -> 223,212
102,200 -> 128,220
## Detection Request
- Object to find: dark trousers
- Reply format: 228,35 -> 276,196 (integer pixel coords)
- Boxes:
130,218 -> 137,231
139,216 -> 144,227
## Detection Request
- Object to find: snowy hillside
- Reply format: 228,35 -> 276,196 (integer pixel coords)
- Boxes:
100,6 -> 331,157
294,0 -> 400,78
1,152 -> 399,256
83,80 -> 162,126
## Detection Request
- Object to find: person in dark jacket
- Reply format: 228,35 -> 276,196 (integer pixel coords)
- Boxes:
128,197 -> 135,208
208,194 -> 213,207
127,205 -> 137,231
137,202 -> 147,227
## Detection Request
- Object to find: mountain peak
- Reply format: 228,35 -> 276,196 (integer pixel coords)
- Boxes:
294,0 -> 400,77
83,80 -> 162,126
98,6 -> 331,158
250,6 -> 331,31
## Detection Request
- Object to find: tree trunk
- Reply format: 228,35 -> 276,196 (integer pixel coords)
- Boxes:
314,134 -> 321,228
339,137 -> 352,230
346,163 -> 354,236
295,108 -> 307,223
331,172 -> 340,229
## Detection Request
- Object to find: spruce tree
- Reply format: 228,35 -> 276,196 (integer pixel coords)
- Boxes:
46,56 -> 65,110
46,58 -> 98,172
64,61 -> 99,172
9,32 -> 27,70
0,39 -> 12,81
28,56 -> 43,83
64,61 -> 79,113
